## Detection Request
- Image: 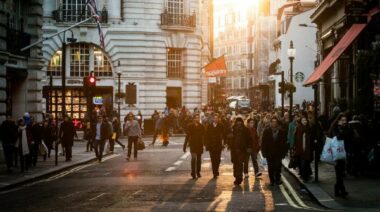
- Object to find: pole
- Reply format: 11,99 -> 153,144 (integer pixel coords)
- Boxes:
289,57 -> 294,121
62,42 -> 66,117
281,71 -> 285,116
117,73 -> 121,121
313,84 -> 319,182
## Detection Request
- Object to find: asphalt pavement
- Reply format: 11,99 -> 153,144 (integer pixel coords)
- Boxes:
0,137 -> 324,211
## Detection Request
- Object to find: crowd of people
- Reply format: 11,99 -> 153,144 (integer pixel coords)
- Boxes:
1,103 -> 379,199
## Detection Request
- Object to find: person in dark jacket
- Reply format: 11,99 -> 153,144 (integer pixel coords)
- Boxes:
111,117 -> 125,150
245,118 -> 262,178
230,117 -> 251,185
205,114 -> 225,179
30,118 -> 44,166
262,117 -> 288,186
183,114 -> 205,179
0,116 -> 18,172
94,116 -> 112,162
328,113 -> 351,198
294,116 -> 313,181
59,116 -> 77,162
42,119 -> 56,158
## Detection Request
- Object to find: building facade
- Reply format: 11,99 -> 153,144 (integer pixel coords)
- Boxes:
0,0 -> 44,122
42,0 -> 210,120
213,1 -> 255,100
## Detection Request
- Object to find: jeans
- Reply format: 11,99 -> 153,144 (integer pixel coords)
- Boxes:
209,150 -> 221,176
232,151 -> 244,183
244,151 -> 259,174
267,156 -> 282,184
127,136 -> 138,158
191,153 -> 202,175
94,139 -> 106,161
64,144 -> 72,160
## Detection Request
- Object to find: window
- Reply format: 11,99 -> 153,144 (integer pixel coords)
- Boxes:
70,43 -> 90,77
226,78 -> 232,89
167,48 -> 183,78
234,78 -> 240,89
48,50 -> 62,76
61,0 -> 90,22
241,77 -> 246,89
167,0 -> 184,15
47,88 -> 87,120
94,48 -> 112,77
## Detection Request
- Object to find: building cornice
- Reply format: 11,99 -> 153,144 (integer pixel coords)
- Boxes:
310,0 -> 340,24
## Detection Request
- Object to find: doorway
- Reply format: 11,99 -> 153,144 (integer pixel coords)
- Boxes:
166,87 -> 182,109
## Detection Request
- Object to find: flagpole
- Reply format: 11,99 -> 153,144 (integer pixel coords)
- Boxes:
20,16 -> 94,52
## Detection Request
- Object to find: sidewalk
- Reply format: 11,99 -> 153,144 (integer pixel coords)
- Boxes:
282,157 -> 380,210
0,141 -> 99,191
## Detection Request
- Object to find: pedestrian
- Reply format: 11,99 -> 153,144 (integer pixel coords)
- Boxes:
84,121 -> 93,152
245,118 -> 262,178
112,117 -> 125,150
205,114 -> 225,179
94,116 -> 111,162
42,119 -> 55,158
137,110 -> 144,134
150,113 -> 162,146
262,117 -> 287,186
0,116 -> 18,173
183,114 -> 205,179
105,117 -> 114,153
328,113 -> 351,198
125,114 -> 142,161
17,119 -> 31,172
30,117 -> 44,165
59,116 -> 77,162
230,117 -> 251,185
294,116 -> 313,181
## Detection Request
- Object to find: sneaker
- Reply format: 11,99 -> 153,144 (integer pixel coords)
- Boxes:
255,172 -> 262,177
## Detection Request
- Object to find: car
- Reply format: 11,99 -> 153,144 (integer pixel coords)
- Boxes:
227,96 -> 252,114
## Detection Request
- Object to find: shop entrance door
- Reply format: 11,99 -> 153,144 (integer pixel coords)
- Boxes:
166,87 -> 182,109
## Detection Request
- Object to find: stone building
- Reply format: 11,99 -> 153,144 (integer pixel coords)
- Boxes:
41,0 -> 210,121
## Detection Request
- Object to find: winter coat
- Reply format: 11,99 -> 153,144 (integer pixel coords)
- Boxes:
184,123 -> 205,154
59,121 -> 76,146
230,125 -> 251,163
205,123 -> 224,152
294,125 -> 313,161
261,127 -> 287,159
0,120 -> 18,146
248,127 -> 260,153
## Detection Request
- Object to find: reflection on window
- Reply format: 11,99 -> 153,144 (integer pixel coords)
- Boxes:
93,47 -> 112,77
47,50 -> 62,76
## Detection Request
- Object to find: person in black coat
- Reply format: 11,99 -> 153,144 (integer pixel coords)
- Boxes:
30,118 -> 44,166
183,114 -> 205,179
262,117 -> 288,186
59,116 -> 77,161
205,114 -> 225,179
0,116 -> 18,172
230,117 -> 251,185
93,116 -> 112,162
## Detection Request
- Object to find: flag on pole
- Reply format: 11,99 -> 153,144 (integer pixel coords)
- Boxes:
203,55 -> 228,77
87,0 -> 105,48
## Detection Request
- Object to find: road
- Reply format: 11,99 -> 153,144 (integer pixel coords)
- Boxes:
0,137 -> 325,211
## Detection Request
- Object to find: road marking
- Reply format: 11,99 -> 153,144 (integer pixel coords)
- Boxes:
89,193 -> 108,201
173,161 -> 183,166
180,152 -> 190,160
279,184 -> 302,209
59,191 -> 82,199
165,152 -> 190,172
165,167 -> 176,172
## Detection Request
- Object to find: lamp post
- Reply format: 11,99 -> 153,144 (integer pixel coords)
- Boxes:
287,41 -> 296,121
274,71 -> 285,116
117,69 -> 121,122
61,30 -> 77,117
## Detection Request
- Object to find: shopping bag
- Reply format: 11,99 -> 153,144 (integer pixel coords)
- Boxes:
258,151 -> 267,166
112,132 -> 117,140
331,137 -> 346,161
137,138 -> 145,150
320,137 -> 334,164
39,142 -> 48,156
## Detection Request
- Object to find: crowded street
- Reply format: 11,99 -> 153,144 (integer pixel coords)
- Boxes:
0,137 -> 324,211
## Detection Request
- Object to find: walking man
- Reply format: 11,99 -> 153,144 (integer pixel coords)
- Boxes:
205,114 -> 225,179
262,117 -> 287,186
183,114 -> 205,179
125,114 -> 142,161
94,116 -> 111,162
59,116 -> 77,162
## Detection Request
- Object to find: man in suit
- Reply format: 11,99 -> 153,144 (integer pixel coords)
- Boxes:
261,117 -> 288,186
183,114 -> 205,179
93,116 -> 111,162
205,114 -> 225,179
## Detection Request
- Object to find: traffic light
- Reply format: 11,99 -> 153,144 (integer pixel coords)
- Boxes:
278,81 -> 285,94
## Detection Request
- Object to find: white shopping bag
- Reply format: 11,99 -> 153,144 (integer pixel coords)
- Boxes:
321,137 -> 334,164
258,151 -> 267,166
331,137 -> 346,161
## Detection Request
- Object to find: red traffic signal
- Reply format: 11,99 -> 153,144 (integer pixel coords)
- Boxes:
89,76 -> 96,84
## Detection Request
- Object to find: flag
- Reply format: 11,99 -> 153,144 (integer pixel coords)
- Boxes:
86,0 -> 105,48
203,55 -> 228,77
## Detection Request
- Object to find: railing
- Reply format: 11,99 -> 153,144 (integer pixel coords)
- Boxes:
167,66 -> 185,79
161,12 -> 196,29
52,8 -> 108,23
6,28 -> 31,57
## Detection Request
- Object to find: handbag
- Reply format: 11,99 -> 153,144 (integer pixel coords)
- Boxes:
39,142 -> 48,156
137,138 -> 145,150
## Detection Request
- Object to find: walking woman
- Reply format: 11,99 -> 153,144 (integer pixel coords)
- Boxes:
112,117 -> 125,150
294,116 -> 313,181
230,117 -> 251,185
328,113 -> 351,198
17,119 -> 31,172
125,114 -> 142,161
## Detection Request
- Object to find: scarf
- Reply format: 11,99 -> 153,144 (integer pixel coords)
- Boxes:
19,126 -> 29,156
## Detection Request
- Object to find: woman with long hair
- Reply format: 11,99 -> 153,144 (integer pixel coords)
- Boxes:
294,116 -> 313,181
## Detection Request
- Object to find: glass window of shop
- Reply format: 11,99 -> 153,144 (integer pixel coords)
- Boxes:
48,88 -> 87,120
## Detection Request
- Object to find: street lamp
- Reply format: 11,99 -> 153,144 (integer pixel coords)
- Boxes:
116,68 -> 122,122
287,40 -> 296,121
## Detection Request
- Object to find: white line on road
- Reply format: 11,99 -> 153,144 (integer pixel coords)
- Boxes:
173,161 -> 183,166
165,152 -> 190,172
180,152 -> 190,160
165,167 -> 176,172
279,184 -> 302,209
89,192 -> 108,201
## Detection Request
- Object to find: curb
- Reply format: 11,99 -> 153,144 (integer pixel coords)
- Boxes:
282,158 -> 345,210
0,154 -> 106,192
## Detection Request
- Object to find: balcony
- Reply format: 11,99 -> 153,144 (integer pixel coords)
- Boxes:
167,66 -> 185,79
160,11 -> 196,31
52,8 -> 108,23
6,28 -> 31,57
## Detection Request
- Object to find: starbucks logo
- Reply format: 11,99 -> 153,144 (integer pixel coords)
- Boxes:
295,72 -> 304,83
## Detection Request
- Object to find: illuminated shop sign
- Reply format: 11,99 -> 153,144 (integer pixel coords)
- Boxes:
93,96 -> 103,105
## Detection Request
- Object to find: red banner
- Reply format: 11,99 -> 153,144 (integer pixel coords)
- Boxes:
203,55 -> 228,77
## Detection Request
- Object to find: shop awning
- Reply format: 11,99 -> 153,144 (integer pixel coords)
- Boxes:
304,23 -> 367,86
